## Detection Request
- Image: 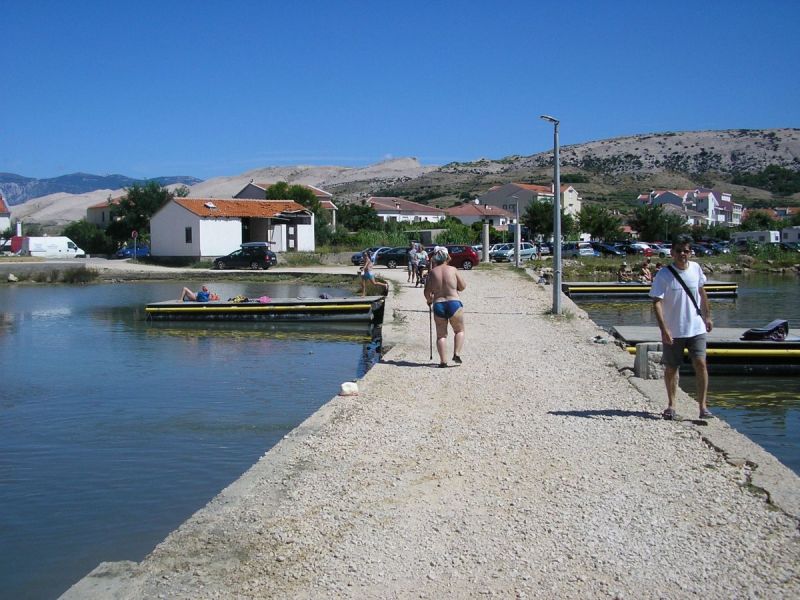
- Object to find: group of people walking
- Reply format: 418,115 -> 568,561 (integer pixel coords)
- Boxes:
361,234 -> 712,420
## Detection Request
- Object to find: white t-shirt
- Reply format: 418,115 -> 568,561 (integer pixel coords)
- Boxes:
649,261 -> 707,338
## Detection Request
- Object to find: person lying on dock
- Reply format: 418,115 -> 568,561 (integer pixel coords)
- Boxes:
180,285 -> 217,302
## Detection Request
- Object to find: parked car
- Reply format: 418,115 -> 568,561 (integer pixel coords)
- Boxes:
623,242 -> 654,256
350,246 -> 387,266
426,244 -> 480,269
690,243 -> 714,257
590,241 -> 625,257
562,241 -> 599,258
707,242 -> 730,255
494,242 -> 538,262
374,246 -> 410,268
488,243 -> 513,261
647,243 -> 671,258
114,244 -> 150,259
214,243 -> 277,270
770,242 -> 800,253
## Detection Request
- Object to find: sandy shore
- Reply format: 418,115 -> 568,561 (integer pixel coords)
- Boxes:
61,263 -> 800,598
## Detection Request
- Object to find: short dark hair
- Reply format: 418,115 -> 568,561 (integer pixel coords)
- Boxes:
674,234 -> 693,247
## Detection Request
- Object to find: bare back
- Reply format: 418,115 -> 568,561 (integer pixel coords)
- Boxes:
424,264 -> 466,303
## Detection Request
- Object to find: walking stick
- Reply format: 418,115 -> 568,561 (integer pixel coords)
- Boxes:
429,304 -> 433,360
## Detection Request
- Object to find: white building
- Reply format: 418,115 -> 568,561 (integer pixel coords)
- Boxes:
0,193 -> 10,233
150,198 -> 313,258
637,188 -> 742,226
476,182 -> 582,217
367,197 -> 446,223
86,196 -> 122,228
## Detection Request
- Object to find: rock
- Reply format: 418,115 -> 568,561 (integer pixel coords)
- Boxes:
7,273 -> 18,282
339,381 -> 359,396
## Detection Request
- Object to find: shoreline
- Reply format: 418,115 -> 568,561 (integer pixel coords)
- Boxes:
30,261 -> 800,597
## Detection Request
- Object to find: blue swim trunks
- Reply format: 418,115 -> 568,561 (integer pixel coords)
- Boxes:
433,300 -> 463,319
362,271 -> 375,280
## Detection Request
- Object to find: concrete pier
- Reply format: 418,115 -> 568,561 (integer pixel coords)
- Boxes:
60,264 -> 800,598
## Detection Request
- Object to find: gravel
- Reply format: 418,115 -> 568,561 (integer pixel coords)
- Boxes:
62,265 -> 800,599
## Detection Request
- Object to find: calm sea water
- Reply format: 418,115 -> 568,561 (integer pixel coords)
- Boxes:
573,273 -> 800,475
0,281 -> 379,600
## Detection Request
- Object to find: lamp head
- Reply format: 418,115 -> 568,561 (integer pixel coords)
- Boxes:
540,114 -> 559,124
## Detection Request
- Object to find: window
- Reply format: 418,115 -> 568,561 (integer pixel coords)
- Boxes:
185,227 -> 192,243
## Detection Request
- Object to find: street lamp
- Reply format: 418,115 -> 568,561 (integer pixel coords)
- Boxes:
540,114 -> 561,315
511,195 -> 521,268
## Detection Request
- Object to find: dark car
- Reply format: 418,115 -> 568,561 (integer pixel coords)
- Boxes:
690,243 -> 713,257
350,246 -> 385,266
114,244 -> 150,259
214,243 -> 277,270
374,246 -> 411,269
590,241 -> 625,257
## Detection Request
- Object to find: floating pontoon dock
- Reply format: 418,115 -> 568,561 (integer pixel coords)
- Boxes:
563,280 -> 738,298
611,325 -> 800,374
145,296 -> 386,324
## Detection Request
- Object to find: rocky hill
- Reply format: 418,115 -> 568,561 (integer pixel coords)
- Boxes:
0,172 -> 202,206
7,129 -> 799,227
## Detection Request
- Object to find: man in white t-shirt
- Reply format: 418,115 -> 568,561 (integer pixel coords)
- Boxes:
649,235 -> 714,420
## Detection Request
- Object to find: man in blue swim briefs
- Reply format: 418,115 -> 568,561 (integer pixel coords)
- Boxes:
424,246 -> 467,367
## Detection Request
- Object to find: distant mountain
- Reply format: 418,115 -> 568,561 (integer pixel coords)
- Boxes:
0,172 -> 203,206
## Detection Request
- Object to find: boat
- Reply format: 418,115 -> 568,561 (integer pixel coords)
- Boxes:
145,295 -> 386,324
611,325 -> 800,375
562,280 -> 738,298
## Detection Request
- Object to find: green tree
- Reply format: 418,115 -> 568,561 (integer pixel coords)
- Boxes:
107,181 -> 173,244
578,204 -> 622,240
739,209 -> 778,231
173,185 -> 190,197
522,200 -> 573,240
338,202 -> 381,230
265,182 -> 322,215
63,220 -> 114,254
629,204 -> 688,242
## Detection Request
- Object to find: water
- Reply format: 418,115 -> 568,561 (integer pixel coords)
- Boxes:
0,281 -> 380,599
572,273 -> 800,475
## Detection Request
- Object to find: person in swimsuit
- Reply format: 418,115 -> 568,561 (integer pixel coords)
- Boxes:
360,251 -> 389,296
180,285 -> 213,302
424,246 -> 466,367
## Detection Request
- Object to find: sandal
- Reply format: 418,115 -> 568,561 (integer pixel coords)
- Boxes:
699,409 -> 715,419
438,362 -> 448,368
662,408 -> 676,420
452,355 -> 462,365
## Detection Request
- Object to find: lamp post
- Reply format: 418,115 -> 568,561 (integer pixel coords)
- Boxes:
511,197 -> 521,268
540,114 -> 561,314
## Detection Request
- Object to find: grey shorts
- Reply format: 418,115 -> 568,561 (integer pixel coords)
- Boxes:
661,334 -> 707,367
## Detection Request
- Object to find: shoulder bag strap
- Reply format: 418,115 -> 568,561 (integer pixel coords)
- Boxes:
667,265 -> 702,316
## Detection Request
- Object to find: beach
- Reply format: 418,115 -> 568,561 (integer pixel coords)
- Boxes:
38,260 -> 800,598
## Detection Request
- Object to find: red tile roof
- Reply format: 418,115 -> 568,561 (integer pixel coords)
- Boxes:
368,197 -> 445,215
0,193 -> 9,214
88,196 -> 123,209
446,203 -> 513,218
174,198 -> 308,218
511,183 -> 553,194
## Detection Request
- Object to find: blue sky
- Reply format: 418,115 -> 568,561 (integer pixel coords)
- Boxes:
2,0 -> 799,180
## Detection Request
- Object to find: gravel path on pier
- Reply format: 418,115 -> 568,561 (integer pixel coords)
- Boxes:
64,266 -> 800,599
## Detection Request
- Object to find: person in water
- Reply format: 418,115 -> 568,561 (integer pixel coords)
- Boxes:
180,285 -> 213,302
423,246 -> 466,367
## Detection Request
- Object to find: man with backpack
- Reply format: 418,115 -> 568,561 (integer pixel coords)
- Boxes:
649,235 -> 714,420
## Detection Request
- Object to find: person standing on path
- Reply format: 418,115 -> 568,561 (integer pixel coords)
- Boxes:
424,246 -> 466,368
408,242 -> 419,283
649,235 -> 714,420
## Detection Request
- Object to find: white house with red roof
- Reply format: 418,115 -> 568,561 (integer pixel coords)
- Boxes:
638,188 -> 742,226
367,197 -> 446,223
0,193 -> 11,233
86,196 -> 123,227
445,201 -> 513,229
476,182 -> 581,217
234,181 -> 338,228
150,198 -> 313,258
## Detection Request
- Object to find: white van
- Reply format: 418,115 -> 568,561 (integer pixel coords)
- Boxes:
21,236 -> 86,258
